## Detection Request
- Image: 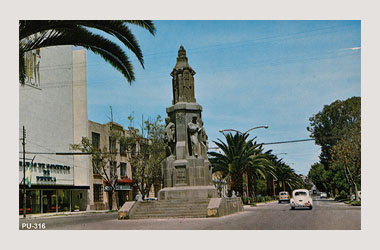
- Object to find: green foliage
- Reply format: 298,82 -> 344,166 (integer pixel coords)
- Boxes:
242,197 -> 248,204
272,158 -> 304,192
209,132 -> 274,198
126,115 -> 166,199
256,179 -> 267,195
307,97 -> 361,198
307,96 -> 360,168
335,190 -> 348,201
350,201 -> 361,206
19,20 -> 156,85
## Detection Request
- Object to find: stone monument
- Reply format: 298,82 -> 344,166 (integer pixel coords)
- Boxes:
118,46 -> 243,219
158,45 -> 217,200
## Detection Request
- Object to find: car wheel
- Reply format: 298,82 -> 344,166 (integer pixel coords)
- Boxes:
278,201 -> 281,204
291,206 -> 295,210
309,206 -> 313,210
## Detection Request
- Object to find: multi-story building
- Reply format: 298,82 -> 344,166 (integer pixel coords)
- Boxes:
19,45 -> 89,214
88,121 -> 134,210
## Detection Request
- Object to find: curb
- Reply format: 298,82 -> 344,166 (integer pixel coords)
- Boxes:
19,210 -> 117,219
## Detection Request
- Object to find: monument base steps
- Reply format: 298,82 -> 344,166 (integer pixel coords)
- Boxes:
129,198 -> 210,219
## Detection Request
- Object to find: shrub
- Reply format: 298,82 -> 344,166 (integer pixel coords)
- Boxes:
335,190 -> 348,201
351,201 -> 361,206
242,197 -> 248,204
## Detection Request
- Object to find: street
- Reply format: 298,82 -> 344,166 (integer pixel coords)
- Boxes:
19,197 -> 360,230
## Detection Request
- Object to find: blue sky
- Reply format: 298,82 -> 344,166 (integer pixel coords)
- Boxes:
85,20 -> 361,175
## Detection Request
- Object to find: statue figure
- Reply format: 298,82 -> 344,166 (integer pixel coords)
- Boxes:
164,117 -> 176,156
187,116 -> 201,157
198,119 -> 208,157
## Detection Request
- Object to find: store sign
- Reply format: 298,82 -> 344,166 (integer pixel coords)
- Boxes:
116,185 -> 131,191
36,170 -> 56,183
19,159 -> 74,187
19,161 -> 71,170
104,185 -> 131,191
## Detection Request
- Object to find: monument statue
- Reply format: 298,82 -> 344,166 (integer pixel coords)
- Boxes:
188,116 -> 201,157
164,117 -> 176,156
198,118 -> 208,158
159,46 -> 217,199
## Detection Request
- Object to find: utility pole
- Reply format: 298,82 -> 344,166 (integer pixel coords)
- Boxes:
22,126 -> 26,218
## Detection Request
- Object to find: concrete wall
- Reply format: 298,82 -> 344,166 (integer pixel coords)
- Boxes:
19,46 -> 75,185
72,50 -> 89,187
20,45 -> 90,212
207,197 -> 244,217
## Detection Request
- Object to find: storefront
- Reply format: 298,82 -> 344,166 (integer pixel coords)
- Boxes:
19,186 -> 89,214
19,160 -> 89,214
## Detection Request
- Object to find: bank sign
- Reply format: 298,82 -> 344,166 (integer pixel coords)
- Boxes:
19,161 -> 74,186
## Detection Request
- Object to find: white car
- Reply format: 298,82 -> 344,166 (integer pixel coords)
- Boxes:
290,189 -> 313,210
320,192 -> 327,199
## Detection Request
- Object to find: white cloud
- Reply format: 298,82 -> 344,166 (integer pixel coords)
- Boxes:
342,47 -> 361,51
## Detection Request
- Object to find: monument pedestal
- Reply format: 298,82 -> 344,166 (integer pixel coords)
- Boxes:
158,186 -> 217,200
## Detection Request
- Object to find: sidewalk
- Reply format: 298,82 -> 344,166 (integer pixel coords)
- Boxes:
19,210 -> 117,219
243,200 -> 277,208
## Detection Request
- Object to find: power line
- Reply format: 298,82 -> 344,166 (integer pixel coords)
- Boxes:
262,138 -> 315,145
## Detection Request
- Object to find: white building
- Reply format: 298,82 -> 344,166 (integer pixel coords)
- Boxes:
19,45 -> 89,214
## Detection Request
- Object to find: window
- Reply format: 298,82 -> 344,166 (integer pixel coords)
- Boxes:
92,132 -> 100,149
93,184 -> 103,202
109,136 -> 116,152
131,143 -> 137,156
120,162 -> 127,177
120,142 -> 127,155
295,191 -> 307,196
92,159 -> 100,175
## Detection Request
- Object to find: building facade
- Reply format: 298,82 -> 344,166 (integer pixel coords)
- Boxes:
88,121 -> 134,210
19,45 -> 89,214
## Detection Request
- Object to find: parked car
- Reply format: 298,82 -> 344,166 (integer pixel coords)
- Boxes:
278,191 -> 290,203
320,192 -> 327,199
290,189 -> 313,210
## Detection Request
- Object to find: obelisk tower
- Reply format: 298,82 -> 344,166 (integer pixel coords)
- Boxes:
159,46 -> 217,200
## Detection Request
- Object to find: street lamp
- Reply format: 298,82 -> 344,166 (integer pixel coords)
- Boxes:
218,125 -> 268,202
219,125 -> 268,135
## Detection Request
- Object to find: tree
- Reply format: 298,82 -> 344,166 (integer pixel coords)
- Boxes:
274,160 -> 304,192
71,126 -> 123,210
209,132 -> 274,199
19,20 -> 155,85
307,97 -> 361,199
209,133 -> 256,197
308,162 -> 328,192
331,129 -> 361,200
307,97 -> 361,169
246,147 -> 275,201
122,115 -> 166,199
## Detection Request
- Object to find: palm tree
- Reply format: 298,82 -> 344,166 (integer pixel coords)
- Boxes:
209,132 -> 254,196
19,20 -> 155,85
209,132 -> 275,199
246,147 -> 275,201
273,160 -> 304,192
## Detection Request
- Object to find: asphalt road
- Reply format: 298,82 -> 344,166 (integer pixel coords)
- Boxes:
19,198 -> 360,230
